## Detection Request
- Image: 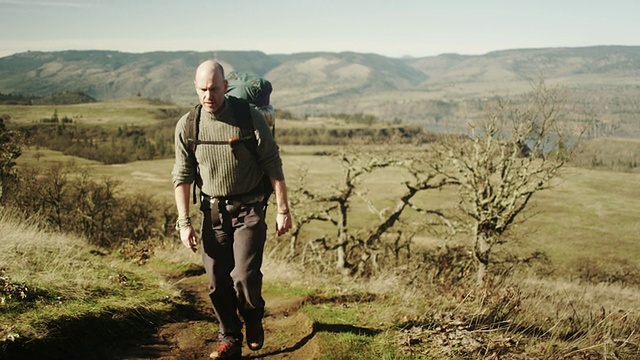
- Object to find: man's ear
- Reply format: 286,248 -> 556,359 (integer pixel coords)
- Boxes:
224,79 -> 229,93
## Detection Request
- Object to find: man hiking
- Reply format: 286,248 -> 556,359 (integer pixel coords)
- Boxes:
172,59 -> 292,359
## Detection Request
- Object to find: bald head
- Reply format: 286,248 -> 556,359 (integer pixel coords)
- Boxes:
194,60 -> 228,113
195,60 -> 225,81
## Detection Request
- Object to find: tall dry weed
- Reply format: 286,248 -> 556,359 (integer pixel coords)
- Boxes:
1,209 -> 116,302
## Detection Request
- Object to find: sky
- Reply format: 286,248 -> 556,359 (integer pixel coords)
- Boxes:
1,0 -> 639,59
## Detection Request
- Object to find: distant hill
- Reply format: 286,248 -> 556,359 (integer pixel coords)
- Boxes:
1,46 -> 639,136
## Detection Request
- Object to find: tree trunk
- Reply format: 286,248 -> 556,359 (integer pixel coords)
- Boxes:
336,244 -> 347,270
336,223 -> 351,275
335,202 -> 351,274
473,227 -> 491,286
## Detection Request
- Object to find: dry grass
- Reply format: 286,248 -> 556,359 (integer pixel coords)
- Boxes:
520,167 -> 640,277
253,252 -> 640,359
0,208 -> 178,342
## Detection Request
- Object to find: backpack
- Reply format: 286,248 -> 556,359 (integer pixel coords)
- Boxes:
226,71 -> 273,111
185,88 -> 274,213
226,71 -> 275,132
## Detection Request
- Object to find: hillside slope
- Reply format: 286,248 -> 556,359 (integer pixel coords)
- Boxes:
1,46 -> 639,136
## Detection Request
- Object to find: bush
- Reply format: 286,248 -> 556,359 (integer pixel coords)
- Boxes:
0,117 -> 23,202
573,256 -> 640,286
6,162 -> 174,248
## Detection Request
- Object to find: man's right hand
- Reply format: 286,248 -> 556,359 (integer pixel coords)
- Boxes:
180,225 -> 198,252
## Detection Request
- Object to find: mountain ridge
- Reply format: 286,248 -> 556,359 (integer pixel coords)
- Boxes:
1,46 -> 639,136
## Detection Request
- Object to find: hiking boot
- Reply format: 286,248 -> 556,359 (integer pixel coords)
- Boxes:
246,320 -> 264,351
210,336 -> 242,359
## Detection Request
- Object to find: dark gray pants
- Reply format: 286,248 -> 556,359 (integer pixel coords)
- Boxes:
200,201 -> 266,338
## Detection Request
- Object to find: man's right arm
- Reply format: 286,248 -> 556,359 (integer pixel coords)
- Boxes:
175,183 -> 197,252
172,114 -> 198,252
175,182 -> 191,219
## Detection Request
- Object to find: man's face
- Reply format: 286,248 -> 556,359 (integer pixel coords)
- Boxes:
194,68 -> 228,113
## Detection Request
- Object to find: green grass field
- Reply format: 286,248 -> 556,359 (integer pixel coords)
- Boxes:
1,96 -> 185,127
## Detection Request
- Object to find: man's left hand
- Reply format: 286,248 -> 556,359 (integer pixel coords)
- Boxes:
276,212 -> 292,236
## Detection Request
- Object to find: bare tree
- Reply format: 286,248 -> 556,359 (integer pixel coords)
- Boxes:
284,147 -> 452,276
355,155 -> 456,275
433,81 -> 592,285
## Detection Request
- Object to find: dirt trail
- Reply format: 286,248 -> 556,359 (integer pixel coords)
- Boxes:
115,274 -> 320,360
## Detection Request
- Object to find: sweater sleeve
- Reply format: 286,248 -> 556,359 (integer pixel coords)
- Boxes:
171,113 -> 197,187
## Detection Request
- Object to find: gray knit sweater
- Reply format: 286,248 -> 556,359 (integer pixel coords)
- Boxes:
171,98 -> 284,198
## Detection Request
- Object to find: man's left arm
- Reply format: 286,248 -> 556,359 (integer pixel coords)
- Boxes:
271,177 -> 292,236
249,107 -> 293,235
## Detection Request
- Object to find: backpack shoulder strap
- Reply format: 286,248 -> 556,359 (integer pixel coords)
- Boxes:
186,104 -> 202,154
185,104 -> 201,204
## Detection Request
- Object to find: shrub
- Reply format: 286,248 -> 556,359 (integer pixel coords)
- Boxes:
573,256 -> 640,286
0,117 -> 23,202
6,162 -> 173,248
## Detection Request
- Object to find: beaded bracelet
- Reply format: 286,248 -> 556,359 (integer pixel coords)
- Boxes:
175,216 -> 192,230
